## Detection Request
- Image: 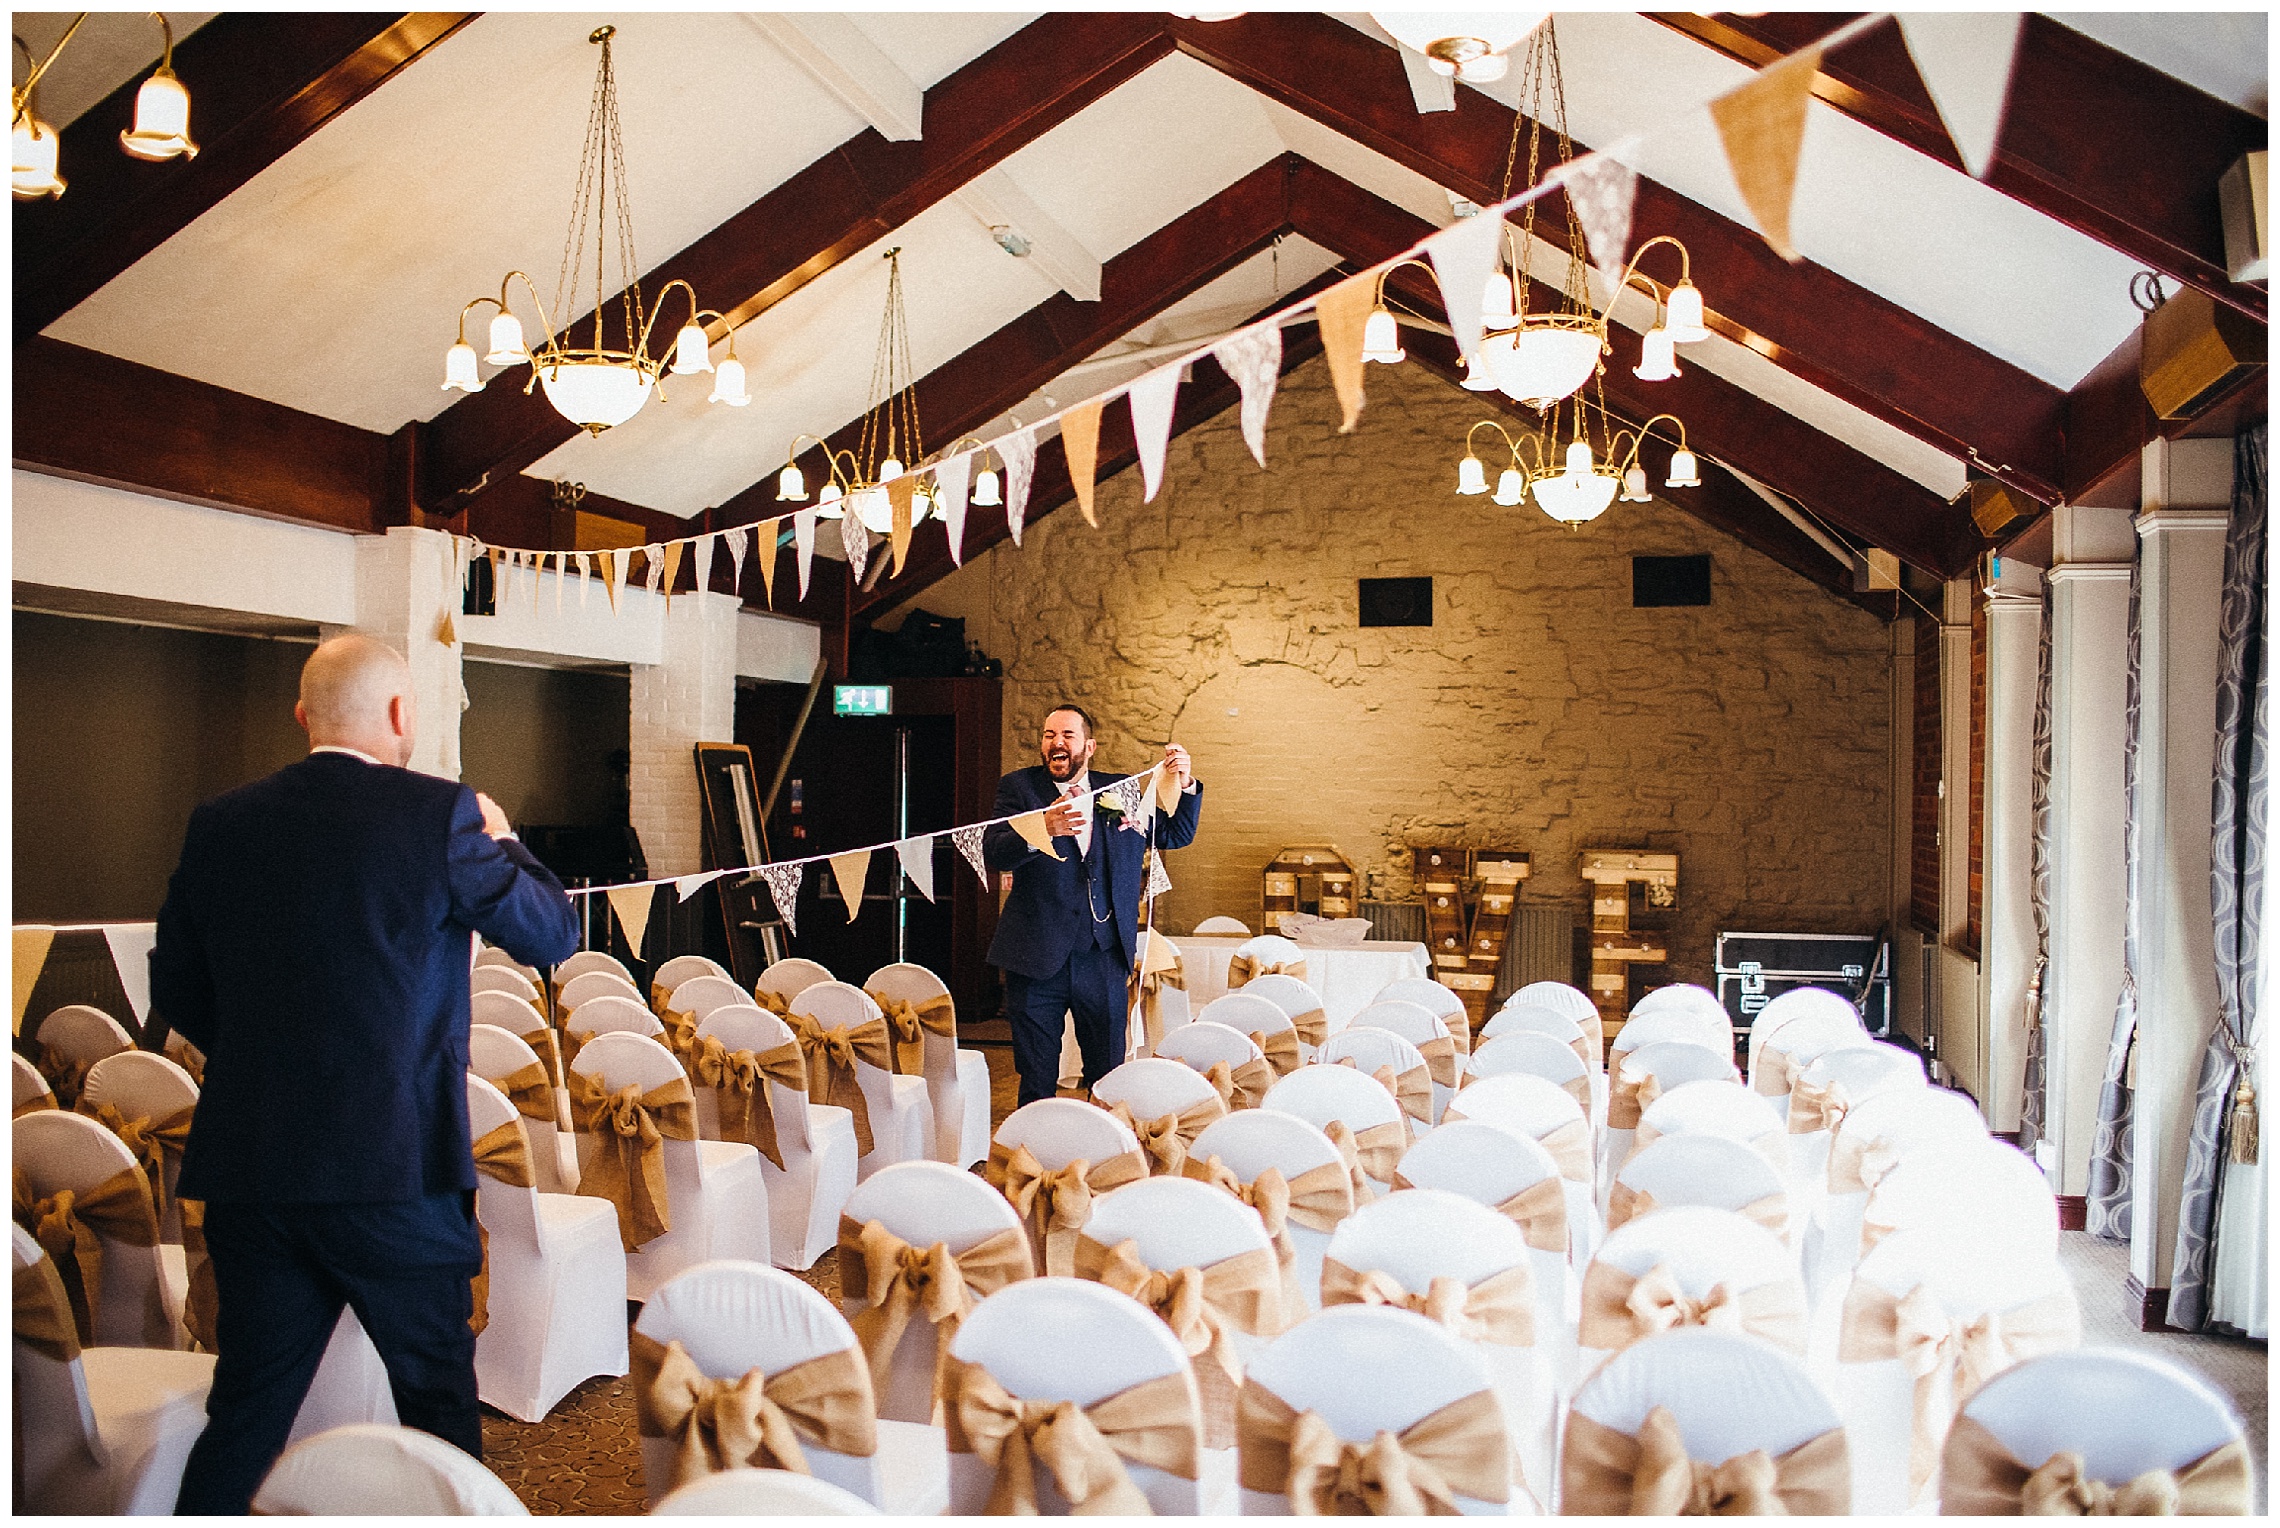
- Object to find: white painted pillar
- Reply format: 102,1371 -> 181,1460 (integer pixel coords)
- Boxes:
1979,562 -> 2043,1133
628,589 -> 741,878
334,525 -> 464,780
2043,507 -> 2136,1200
2128,438 -> 2232,1292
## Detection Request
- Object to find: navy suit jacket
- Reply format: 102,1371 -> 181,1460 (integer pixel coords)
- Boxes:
983,765 -> 1202,981
152,752 -> 581,1203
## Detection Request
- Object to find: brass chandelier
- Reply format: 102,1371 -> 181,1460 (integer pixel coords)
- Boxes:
1454,396 -> 1698,529
441,26 -> 745,434
14,12 -> 200,200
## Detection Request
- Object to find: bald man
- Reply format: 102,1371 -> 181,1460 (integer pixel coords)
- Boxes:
154,634 -> 579,1512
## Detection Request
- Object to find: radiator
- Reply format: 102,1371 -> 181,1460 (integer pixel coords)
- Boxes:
1503,904 -> 1575,1002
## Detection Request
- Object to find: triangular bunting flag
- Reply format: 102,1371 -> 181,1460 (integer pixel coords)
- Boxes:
530,550 -> 547,614
575,551 -> 592,609
606,549 -> 630,612
725,527 -> 749,597
12,926 -> 54,1036
659,541 -> 685,606
1009,810 -> 1062,861
1062,400 -> 1104,527
101,924 -> 158,1027
1129,364 -> 1182,504
1554,148 -> 1640,291
607,885 -> 654,959
1897,12 -> 2023,179
756,861 -> 804,936
840,506 -> 870,583
1001,427 -> 1037,546
757,522 -> 780,607
488,546 -> 506,605
936,452 -> 972,568
1146,849 -> 1173,902
1316,271 -> 1377,434
1154,761 -> 1183,815
692,532 -> 715,595
1103,772 -> 1149,821
554,548 -> 567,614
1213,325 -> 1282,468
1426,208 -> 1506,362
828,849 -> 870,923
895,837 -> 936,903
642,545 -> 667,597
950,824 -> 991,888
1709,45 -> 1824,262
794,511 -> 817,598
437,609 -> 456,648
674,871 -> 722,902
888,476 -> 916,575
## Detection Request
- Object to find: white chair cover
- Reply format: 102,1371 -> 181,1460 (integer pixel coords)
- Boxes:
1092,1058 -> 1223,1142
1197,992 -> 1302,1071
1788,1044 -> 1926,1301
1634,1078 -> 1788,1178
865,961 -> 991,1169
471,965 -> 543,1007
1755,1007 -> 1872,1121
1230,934 -> 1304,984
1627,983 -> 1731,1035
652,954 -> 733,1001
662,974 -> 749,1023
78,1051 -> 198,1241
32,1006 -> 133,1106
565,993 -> 663,1045
1566,1327 -> 1848,1515
1261,1065 -> 1408,1197
1482,1001 -> 1590,1053
1613,1134 -> 1791,1245
1505,981 -> 1598,1029
558,969 -> 644,1016
1389,1124 -> 1581,1403
1239,1304 -> 1511,1516
476,943 -> 544,983
949,1277 -> 1208,1514
636,1260 -> 949,1514
554,949 -> 635,986
1347,999 -> 1458,1123
653,1467 -> 881,1514
840,1160 -> 1031,1423
470,1023 -> 574,1195
466,1075 -> 628,1423
1154,1021 -> 1269,1083
1237,975 -> 1331,1059
758,957 -> 836,1004
990,1100 -> 1144,1276
792,982 -> 934,1179
1611,1007 -> 1730,1063
1833,1226 -> 2080,1514
13,1222 -> 214,1513
1861,1141 -> 2058,1257
15,1049 -> 57,1113
1193,916 -> 1251,935
569,1032 -> 771,1298
1746,986 -> 1863,1089
253,1423 -> 529,1515
1317,1027 -> 1436,1134
1441,1072 -> 1602,1268
1373,977 -> 1470,1050
1943,1350 -> 2250,1517
1185,1108 -> 1353,1320
692,1005 -> 857,1271
16,1109 -> 179,1349
471,987 -> 547,1038
1600,1041 -> 1738,1207
1818,1088 -> 1988,1300
1580,1207 -> 1806,1376
1466,1030 -> 1592,1119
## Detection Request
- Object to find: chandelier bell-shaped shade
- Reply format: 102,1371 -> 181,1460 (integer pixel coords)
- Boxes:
670,321 -> 714,375
1662,280 -> 1710,343
1482,270 -> 1516,323
1633,326 -> 1680,381
1455,453 -> 1489,496
776,464 -> 806,501
708,356 -> 749,407
539,360 -> 655,434
12,113 -> 64,198
972,464 -> 1003,506
1490,324 -> 1601,408
1621,465 -> 1652,502
119,67 -> 196,161
485,311 -> 530,366
1665,448 -> 1701,488
814,481 -> 846,520
1492,467 -> 1527,506
441,341 -> 484,394
1361,305 -> 1406,364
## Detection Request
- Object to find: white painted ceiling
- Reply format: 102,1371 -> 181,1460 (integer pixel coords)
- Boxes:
2051,11 -> 2269,117
34,11 -> 2266,528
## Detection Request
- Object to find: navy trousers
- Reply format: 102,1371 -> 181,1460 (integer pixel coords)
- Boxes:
174,1191 -> 483,1515
1003,943 -> 1130,1106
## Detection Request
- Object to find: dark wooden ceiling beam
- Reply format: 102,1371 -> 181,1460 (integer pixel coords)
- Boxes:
1283,160 -> 1980,578
14,13 -> 477,344
423,13 -> 1174,512
1166,11 -> 2068,508
1649,12 -> 2268,325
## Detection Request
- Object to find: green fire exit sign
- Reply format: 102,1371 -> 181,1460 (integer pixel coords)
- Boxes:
833,684 -> 893,717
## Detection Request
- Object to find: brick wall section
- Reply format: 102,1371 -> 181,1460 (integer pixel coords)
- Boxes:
1911,611 -> 1944,936
1966,592 -> 1988,958
628,590 -> 741,878
886,357 -> 1894,984
345,525 -> 462,780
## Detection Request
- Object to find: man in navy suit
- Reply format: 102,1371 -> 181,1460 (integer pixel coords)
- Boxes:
152,634 -> 580,1513
984,704 -> 1202,1106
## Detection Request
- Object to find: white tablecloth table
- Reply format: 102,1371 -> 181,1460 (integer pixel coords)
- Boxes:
1167,935 -> 1433,1032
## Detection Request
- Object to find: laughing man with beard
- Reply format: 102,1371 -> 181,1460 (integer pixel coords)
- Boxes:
982,704 -> 1202,1105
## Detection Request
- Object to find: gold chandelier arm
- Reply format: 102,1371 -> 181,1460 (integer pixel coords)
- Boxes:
1372,256 -> 1435,304
689,308 -> 743,360
1465,419 -> 1522,457
13,13 -> 86,121
148,12 -> 175,73
454,295 -> 500,346
1598,234 -> 1692,330
498,270 -> 563,357
634,278 -> 703,364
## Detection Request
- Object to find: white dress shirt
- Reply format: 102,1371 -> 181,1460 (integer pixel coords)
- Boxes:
1058,774 -> 1094,857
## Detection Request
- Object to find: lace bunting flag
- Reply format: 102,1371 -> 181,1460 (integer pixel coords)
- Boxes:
1001,427 -> 1038,546
724,527 -> 748,596
1146,849 -> 1173,902
1554,150 -> 1639,290
756,862 -> 804,936
950,824 -> 991,889
1212,325 -> 1282,467
1103,772 -> 1149,821
840,504 -> 870,583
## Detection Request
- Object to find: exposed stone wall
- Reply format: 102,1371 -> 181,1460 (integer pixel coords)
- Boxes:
886,356 -> 1894,984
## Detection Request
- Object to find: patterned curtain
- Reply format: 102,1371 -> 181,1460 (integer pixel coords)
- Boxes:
2018,577 -> 2055,1158
2085,547 -> 2143,1241
2169,420 -> 2267,1330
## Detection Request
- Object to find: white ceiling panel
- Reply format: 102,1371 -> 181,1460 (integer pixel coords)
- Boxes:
42,13 -> 878,433
527,198 -> 1062,517
996,51 -> 1287,261
1448,12 -> 2149,390
2052,11 -> 2268,117
840,11 -> 1040,91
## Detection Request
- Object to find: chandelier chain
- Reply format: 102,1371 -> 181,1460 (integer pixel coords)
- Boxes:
857,248 -> 923,480
552,26 -> 645,359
